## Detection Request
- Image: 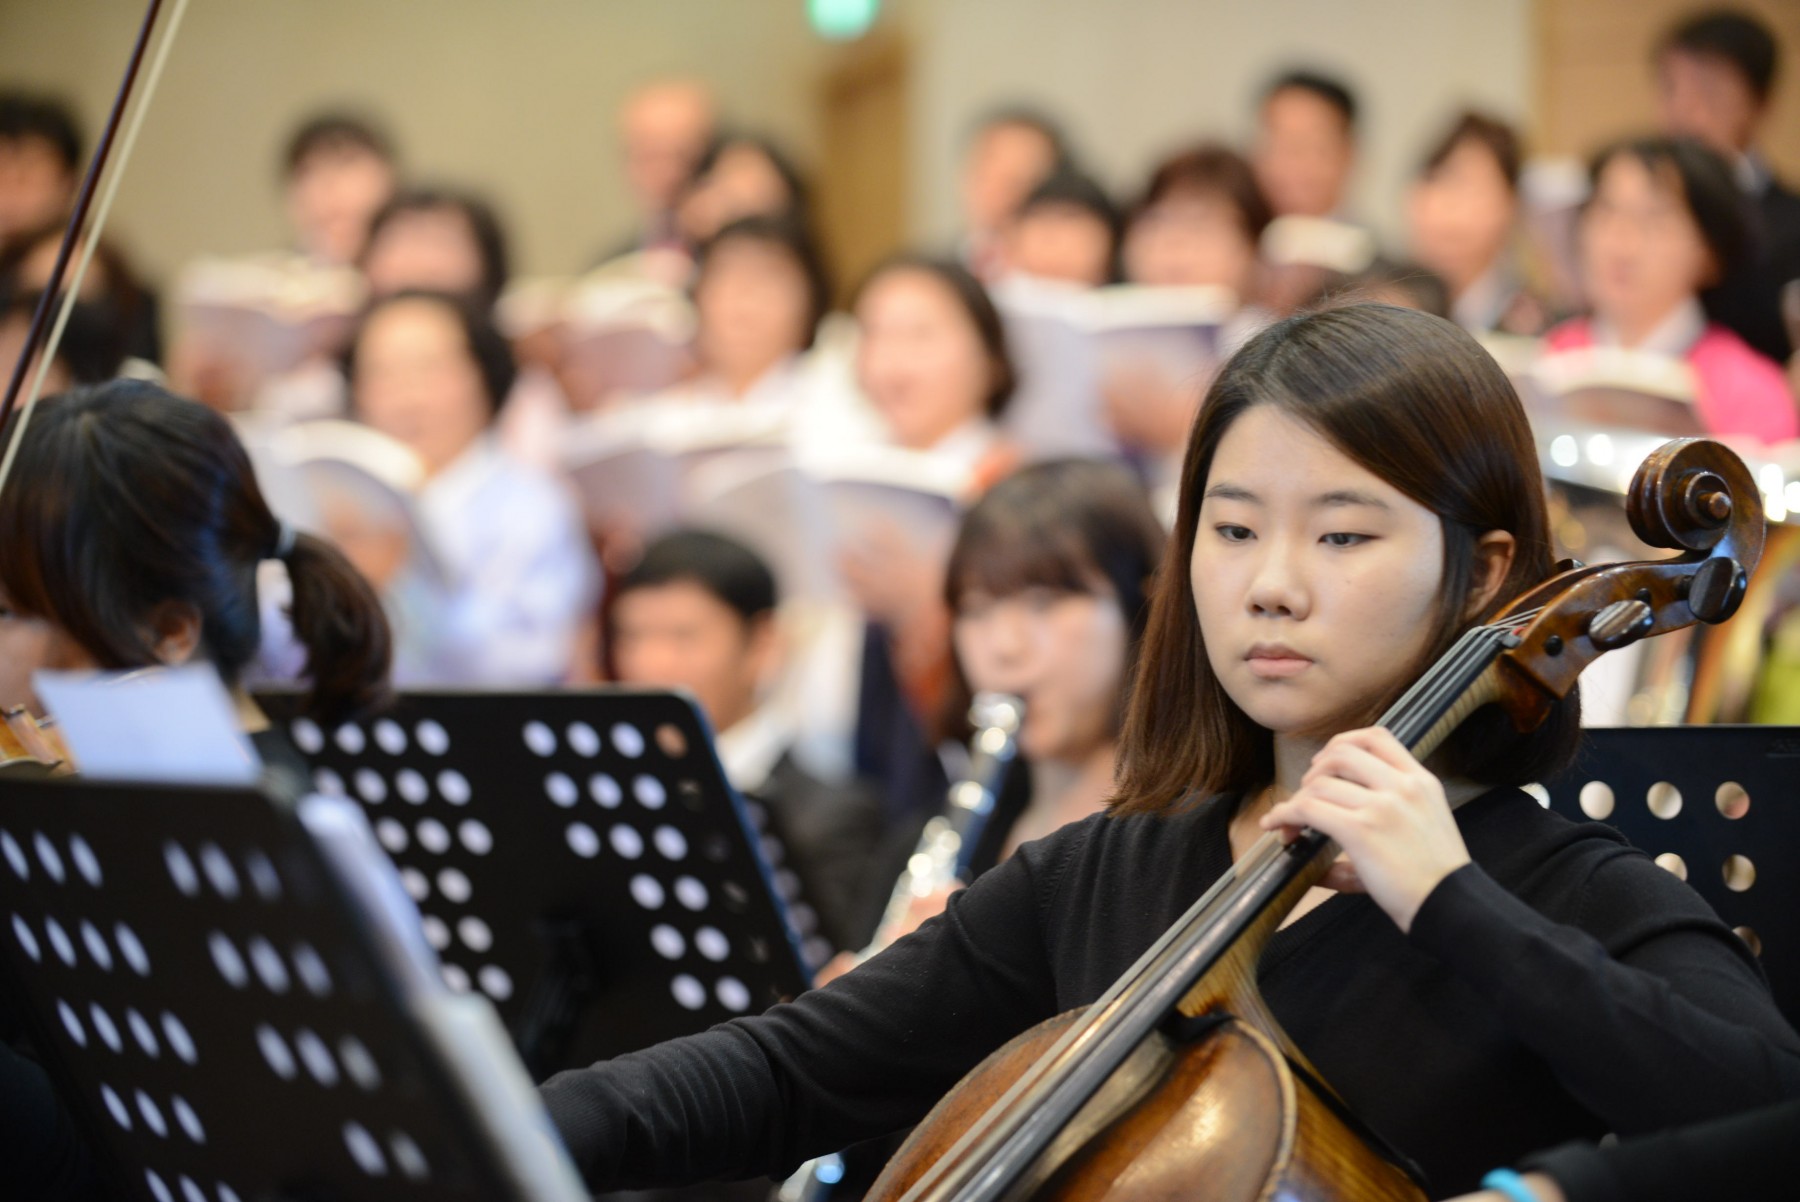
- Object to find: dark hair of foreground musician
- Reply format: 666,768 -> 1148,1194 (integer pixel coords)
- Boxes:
537,304 -> 1800,1198
0,378 -> 391,724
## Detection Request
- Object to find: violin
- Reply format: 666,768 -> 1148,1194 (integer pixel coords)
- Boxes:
866,436 -> 1763,1202
0,706 -> 73,775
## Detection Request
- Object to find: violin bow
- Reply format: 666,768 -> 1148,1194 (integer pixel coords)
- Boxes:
0,0 -> 190,497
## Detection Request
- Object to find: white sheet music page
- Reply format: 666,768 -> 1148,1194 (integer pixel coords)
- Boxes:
34,665 -> 262,784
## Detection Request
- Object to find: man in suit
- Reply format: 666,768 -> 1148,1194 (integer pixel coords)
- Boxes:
1658,8 -> 1800,362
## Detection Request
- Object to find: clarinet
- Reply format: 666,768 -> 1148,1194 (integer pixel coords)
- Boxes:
858,690 -> 1025,963
774,691 -> 1025,1202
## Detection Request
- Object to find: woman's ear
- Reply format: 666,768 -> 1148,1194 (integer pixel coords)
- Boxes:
1465,531 -> 1517,620
143,600 -> 204,666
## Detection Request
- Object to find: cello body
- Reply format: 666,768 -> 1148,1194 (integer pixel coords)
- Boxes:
870,859 -> 1425,1202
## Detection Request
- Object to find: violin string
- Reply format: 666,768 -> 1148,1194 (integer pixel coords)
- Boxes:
0,0 -> 190,501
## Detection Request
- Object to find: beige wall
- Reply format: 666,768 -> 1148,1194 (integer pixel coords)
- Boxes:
0,1 -> 831,281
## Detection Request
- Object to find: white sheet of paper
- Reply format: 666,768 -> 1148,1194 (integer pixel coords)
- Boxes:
34,666 -> 262,785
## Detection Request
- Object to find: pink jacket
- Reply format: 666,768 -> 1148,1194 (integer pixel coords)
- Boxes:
1544,318 -> 1798,445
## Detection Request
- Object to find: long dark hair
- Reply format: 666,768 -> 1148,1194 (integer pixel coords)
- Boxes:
1114,303 -> 1579,812
0,380 -> 391,722
941,458 -> 1165,741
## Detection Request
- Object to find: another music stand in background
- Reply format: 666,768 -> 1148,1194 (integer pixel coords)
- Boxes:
0,775 -> 587,1202
1539,726 -> 1799,1018
256,688 -> 814,1079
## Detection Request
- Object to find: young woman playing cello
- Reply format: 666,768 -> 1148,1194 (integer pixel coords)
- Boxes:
537,303 -> 1800,1199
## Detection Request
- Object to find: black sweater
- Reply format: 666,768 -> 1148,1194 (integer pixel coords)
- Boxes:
539,787 -> 1800,1199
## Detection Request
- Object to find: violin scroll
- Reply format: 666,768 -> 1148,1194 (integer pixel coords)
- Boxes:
1490,437 -> 1764,730
1625,437 -> 1754,554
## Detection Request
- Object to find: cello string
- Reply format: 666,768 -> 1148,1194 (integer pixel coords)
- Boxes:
0,0 -> 191,500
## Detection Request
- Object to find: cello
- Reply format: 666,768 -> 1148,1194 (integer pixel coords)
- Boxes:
867,435 -> 1763,1201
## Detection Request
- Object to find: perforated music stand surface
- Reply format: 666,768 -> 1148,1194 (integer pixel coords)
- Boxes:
255,687 -> 813,1076
0,775 -> 575,1201
1540,726 -> 1799,1016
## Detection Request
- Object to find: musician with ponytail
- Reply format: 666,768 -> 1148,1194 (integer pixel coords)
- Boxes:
0,377 -> 392,750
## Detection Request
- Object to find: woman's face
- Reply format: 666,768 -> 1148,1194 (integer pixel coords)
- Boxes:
855,269 -> 994,450
1190,405 -> 1445,743
1407,140 -> 1515,290
1579,155 -> 1714,334
353,299 -> 492,476
954,582 -> 1127,764
1123,193 -> 1256,294
693,237 -> 812,385
362,207 -> 485,303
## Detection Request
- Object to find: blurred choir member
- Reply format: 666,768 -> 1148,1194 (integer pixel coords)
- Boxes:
0,290 -> 127,392
282,112 -> 400,269
1108,145 -> 1276,462
1408,110 -> 1553,336
0,91 -> 80,250
682,215 -> 830,407
1251,69 -> 1360,223
957,107 -> 1072,280
674,134 -> 812,255
1545,136 -> 1797,444
361,186 -> 511,314
609,77 -> 717,259
997,168 -> 1121,288
0,228 -> 162,366
609,529 -> 883,954
1656,7 -> 1800,362
852,256 -> 1016,474
844,256 -> 1019,810
169,112 -> 399,414
346,291 -> 599,683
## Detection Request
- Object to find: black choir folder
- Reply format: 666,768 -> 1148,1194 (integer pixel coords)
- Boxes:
256,687 -> 815,1077
0,773 -> 588,1201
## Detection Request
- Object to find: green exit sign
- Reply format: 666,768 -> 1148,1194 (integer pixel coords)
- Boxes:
807,0 -> 880,40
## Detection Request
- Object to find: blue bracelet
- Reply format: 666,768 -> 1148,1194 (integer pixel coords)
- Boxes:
1481,1168 -> 1543,1202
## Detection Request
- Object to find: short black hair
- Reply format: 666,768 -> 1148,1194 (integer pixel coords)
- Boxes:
686,132 -> 812,223
0,289 -> 127,385
1019,168 -> 1122,241
1661,9 -> 1780,103
694,214 -> 833,349
0,92 -> 82,174
1419,109 -> 1522,191
346,289 -> 518,416
1262,69 -> 1358,132
364,185 -> 512,312
282,111 -> 396,179
968,106 -> 1074,170
1587,135 -> 1749,278
855,254 -> 1017,419
616,529 -> 778,623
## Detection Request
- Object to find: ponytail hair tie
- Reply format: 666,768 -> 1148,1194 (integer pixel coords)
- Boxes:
270,520 -> 298,561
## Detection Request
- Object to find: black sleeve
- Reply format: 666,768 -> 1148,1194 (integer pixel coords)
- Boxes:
537,819 -> 1081,1190
1409,857 -> 1800,1136
1520,1097 -> 1800,1202
0,1041 -> 108,1201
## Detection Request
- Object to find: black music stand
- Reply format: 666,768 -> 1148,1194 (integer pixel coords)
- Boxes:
255,688 -> 814,1079
0,775 -> 588,1201
1539,726 -> 1800,1017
